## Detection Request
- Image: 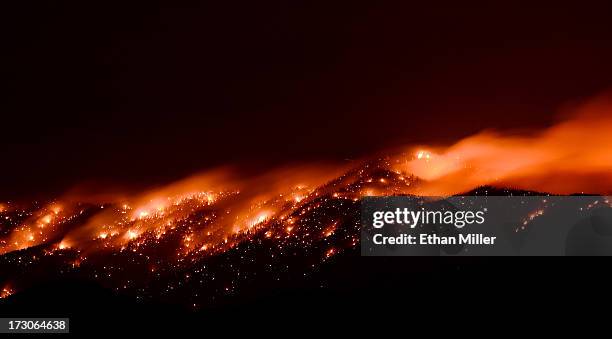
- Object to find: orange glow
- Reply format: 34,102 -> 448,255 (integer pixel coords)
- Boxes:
395,97 -> 612,195
40,214 -> 53,224
0,285 -> 14,299
324,247 -> 337,259
58,240 -> 70,250
1,95 -> 611,258
22,165 -> 346,257
323,222 -> 338,238
125,230 -> 139,240
0,202 -> 74,254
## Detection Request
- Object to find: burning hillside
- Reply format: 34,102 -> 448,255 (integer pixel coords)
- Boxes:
1,97 -> 612,307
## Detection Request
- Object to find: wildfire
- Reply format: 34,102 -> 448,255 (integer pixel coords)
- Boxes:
0,94 -> 611,307
0,286 -> 14,299
323,221 -> 338,238
125,230 -> 139,240
51,205 -> 62,214
516,208 -> 547,232
58,240 -> 70,250
40,214 -> 53,225
324,247 -> 337,259
0,202 -> 72,255
416,150 -> 431,160
249,211 -> 271,228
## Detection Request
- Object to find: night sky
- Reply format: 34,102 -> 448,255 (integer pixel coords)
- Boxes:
3,1 -> 612,198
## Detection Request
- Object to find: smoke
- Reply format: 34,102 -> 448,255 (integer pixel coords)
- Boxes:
398,95 -> 612,195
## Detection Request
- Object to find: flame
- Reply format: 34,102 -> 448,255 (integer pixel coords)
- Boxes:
0,202 -> 71,254
0,285 -> 14,299
1,93 -> 612,303
58,240 -> 70,250
0,94 -> 611,259
4,165 -> 346,257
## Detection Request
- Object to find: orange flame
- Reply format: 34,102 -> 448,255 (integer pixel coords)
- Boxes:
45,165 -> 346,256
1,94 -> 612,256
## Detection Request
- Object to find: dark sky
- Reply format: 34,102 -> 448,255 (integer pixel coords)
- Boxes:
3,1 -> 612,198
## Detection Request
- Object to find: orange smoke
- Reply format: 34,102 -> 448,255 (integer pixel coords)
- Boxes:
397,96 -> 612,195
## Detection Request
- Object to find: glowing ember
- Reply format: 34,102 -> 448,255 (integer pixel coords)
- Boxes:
0,286 -> 14,299
126,230 -> 139,240
416,150 -> 431,160
323,222 -> 338,238
41,214 -> 53,224
51,205 -> 62,214
250,211 -> 270,227
325,247 -> 337,259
